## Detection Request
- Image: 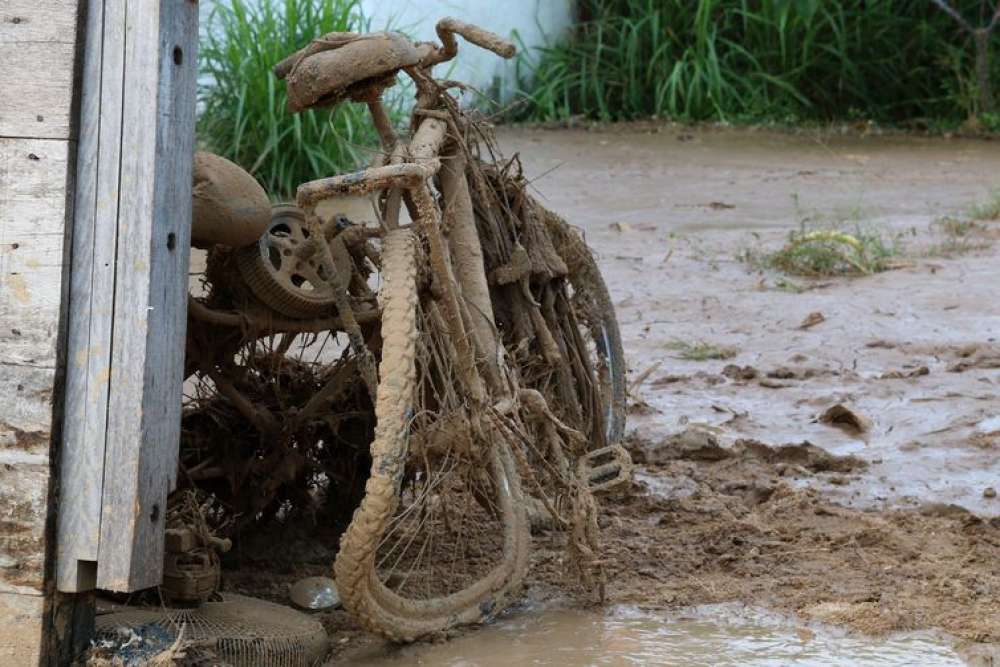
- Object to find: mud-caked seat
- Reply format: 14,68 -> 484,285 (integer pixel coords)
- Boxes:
274,32 -> 422,112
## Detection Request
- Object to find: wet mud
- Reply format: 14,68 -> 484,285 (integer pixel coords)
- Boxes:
498,124 -> 1000,663
501,124 -> 1000,517
228,126 -> 1000,664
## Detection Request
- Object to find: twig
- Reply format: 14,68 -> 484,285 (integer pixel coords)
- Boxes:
628,361 -> 662,394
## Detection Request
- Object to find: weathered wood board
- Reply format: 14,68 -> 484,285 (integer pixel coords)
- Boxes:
92,0 -> 198,592
0,2 -> 84,663
55,0 -> 199,594
0,135 -> 76,665
57,0 -> 121,593
0,2 -> 82,140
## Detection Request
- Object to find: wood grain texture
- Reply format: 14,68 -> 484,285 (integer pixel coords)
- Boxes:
0,2 -> 81,139
0,463 -> 50,595
0,2 -> 87,662
57,0 -> 120,593
96,0 -> 198,592
0,138 -> 72,442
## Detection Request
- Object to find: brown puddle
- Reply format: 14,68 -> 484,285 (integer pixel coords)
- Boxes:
346,603 -> 965,666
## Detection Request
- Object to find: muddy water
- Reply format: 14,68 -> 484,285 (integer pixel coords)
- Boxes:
349,604 -> 964,666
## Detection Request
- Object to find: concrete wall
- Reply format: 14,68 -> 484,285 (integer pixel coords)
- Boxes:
0,1 -> 84,664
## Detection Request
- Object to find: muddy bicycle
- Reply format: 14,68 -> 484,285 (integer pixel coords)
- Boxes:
180,18 -> 628,641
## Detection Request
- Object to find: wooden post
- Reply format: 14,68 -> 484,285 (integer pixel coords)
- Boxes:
96,0 -> 198,592
56,0 -> 119,594
55,0 -> 198,594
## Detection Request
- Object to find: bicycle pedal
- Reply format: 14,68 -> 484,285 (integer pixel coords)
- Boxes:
581,444 -> 633,493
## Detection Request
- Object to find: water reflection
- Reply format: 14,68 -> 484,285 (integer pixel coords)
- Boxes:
351,603 -> 965,666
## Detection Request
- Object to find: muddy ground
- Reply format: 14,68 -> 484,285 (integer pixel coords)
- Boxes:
506,124 -> 1000,659
231,125 -> 1000,663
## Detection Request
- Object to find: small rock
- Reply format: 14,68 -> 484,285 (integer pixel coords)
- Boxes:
817,403 -> 872,434
985,487 -> 997,499
798,311 -> 826,330
878,366 -> 929,380
290,576 -> 341,611
758,378 -> 789,389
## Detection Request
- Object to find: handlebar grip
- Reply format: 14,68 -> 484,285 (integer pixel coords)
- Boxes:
435,17 -> 516,61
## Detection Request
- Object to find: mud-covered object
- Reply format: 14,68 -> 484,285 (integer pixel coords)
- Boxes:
281,32 -> 421,112
191,151 -> 271,249
95,593 -> 329,667
160,547 -> 220,606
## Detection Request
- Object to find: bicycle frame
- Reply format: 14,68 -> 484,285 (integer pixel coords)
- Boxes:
291,48 -> 513,406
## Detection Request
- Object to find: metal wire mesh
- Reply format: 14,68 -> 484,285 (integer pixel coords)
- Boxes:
94,593 -> 329,666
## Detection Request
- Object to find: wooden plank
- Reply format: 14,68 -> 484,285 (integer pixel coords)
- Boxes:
0,2 -> 81,139
96,0 -> 198,592
0,138 -> 72,378
0,21 -> 80,662
0,2 -> 90,661
0,132 -> 80,644
56,0 -> 121,592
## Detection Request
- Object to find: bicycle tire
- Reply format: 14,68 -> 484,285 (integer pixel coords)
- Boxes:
334,228 -> 530,642
537,203 -> 627,444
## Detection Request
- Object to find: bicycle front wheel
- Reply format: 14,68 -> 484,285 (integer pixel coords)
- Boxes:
334,228 -> 530,642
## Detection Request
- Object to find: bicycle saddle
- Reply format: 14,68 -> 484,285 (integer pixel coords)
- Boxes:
274,32 -> 421,112
191,151 -> 271,249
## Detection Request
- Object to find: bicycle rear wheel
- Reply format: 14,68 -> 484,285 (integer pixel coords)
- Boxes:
536,202 -> 627,445
334,228 -> 530,642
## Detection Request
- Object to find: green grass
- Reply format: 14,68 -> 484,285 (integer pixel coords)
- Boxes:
665,339 -> 739,361
198,0 -> 402,200
513,0 -> 998,126
969,190 -> 1000,221
766,227 -> 901,277
923,235 -> 989,258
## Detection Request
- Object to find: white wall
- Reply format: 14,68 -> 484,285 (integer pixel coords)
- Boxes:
200,0 -> 575,101
360,0 -> 574,100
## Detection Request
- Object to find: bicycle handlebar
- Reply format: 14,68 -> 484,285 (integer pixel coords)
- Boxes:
273,17 -> 516,82
427,17 -> 516,66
